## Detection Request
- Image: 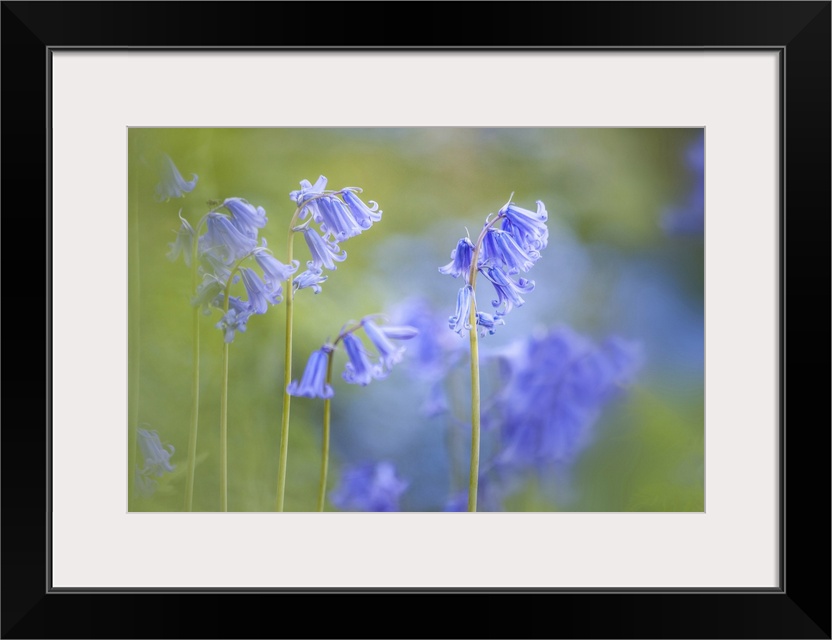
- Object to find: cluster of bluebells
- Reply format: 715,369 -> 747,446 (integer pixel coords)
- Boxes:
287,316 -> 418,399
661,132 -> 704,235
289,175 -> 383,294
135,428 -> 176,498
330,461 -> 409,512
165,171 -> 298,342
440,196 -> 548,336
444,326 -> 643,510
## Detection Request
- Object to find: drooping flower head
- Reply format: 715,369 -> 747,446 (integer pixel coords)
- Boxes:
155,154 -> 198,202
288,176 -> 383,294
330,461 -> 409,512
341,333 -> 384,386
440,195 -> 547,336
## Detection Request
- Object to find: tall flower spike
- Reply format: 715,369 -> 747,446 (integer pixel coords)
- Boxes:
155,154 -> 198,202
287,346 -> 335,399
341,333 -> 384,386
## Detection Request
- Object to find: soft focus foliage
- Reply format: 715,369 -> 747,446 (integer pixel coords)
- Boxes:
129,128 -> 704,512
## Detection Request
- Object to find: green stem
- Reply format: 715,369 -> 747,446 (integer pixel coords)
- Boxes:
317,349 -> 336,512
467,299 -> 481,513
220,339 -> 229,512
185,250 -> 200,511
276,227 -> 297,512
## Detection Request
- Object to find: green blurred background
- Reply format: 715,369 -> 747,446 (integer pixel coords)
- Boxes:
128,128 -> 704,512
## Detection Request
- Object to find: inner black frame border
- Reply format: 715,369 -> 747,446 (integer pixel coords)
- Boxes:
2,2 -> 829,638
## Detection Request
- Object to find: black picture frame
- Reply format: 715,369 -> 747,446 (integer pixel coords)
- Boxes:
3,2 -> 829,638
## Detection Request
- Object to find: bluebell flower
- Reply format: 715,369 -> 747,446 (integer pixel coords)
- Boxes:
287,346 -> 335,399
136,428 -> 175,496
439,237 -> 475,279
200,212 -> 258,265
293,267 -> 328,294
361,318 -> 418,373
341,188 -> 383,229
481,266 -> 534,317
223,197 -> 267,237
481,228 -> 540,274
342,333 -> 384,386
155,154 -> 198,202
330,461 -> 408,512
216,307 -> 252,343
314,196 -> 364,242
301,227 -> 347,271
475,311 -> 505,336
254,251 -> 299,289
290,175 -> 327,206
167,213 -> 196,266
449,285 -> 475,335
499,200 -> 549,251
239,267 -> 281,314
389,297 -> 464,380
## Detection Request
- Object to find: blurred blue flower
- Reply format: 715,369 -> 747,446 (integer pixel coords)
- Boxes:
167,213 -> 196,266
330,461 -> 408,512
361,318 -> 418,373
494,326 -> 643,470
200,212 -> 258,265
661,132 -> 704,235
216,307 -> 252,343
341,333 -> 384,386
287,346 -> 335,399
135,428 -> 176,497
155,154 -> 198,202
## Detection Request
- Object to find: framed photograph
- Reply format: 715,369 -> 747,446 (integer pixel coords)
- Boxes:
4,1 -> 829,638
